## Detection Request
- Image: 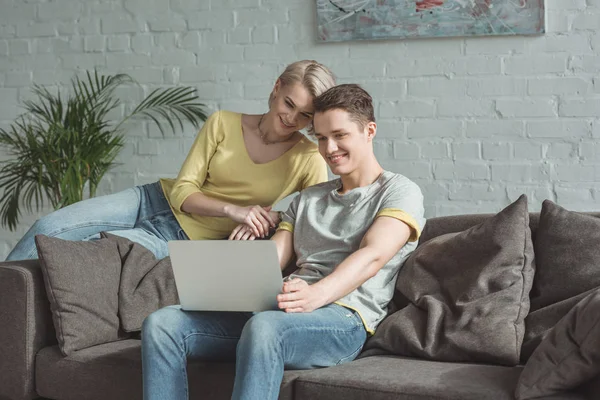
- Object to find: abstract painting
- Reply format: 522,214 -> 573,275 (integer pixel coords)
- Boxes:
316,0 -> 545,42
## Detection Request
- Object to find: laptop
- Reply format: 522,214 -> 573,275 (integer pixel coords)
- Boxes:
168,240 -> 284,312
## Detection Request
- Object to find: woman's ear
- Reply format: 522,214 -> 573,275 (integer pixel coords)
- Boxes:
272,79 -> 281,97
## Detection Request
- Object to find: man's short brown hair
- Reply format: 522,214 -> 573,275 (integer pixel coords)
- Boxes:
313,84 -> 375,129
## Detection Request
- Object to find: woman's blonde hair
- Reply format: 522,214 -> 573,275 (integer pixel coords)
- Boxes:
270,60 -> 336,133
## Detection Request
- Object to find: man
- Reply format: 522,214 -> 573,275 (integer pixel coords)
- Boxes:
142,84 -> 425,400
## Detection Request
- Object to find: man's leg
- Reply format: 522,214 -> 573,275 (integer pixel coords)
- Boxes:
232,304 -> 367,400
141,305 -> 252,400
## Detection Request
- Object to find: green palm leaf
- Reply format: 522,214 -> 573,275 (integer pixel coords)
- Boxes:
0,69 -> 207,230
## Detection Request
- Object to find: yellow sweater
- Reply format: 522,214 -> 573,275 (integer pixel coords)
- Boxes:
160,110 -> 328,240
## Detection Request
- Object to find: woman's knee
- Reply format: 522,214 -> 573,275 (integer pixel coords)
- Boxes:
29,212 -> 64,236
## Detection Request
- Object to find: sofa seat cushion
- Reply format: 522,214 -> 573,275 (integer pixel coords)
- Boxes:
35,340 -> 306,400
294,355 -> 588,400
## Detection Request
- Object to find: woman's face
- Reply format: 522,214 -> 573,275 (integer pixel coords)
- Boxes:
266,80 -> 315,137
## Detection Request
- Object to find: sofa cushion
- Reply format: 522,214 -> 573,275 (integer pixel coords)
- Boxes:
361,195 -> 534,366
35,340 -> 306,400
523,201 -> 600,361
100,232 -> 179,332
295,355 -> 528,400
35,235 -> 125,356
516,288 -> 600,399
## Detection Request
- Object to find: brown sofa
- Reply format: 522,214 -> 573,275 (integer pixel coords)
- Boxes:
1,210 -> 600,400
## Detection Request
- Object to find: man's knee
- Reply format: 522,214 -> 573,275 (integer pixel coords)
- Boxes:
142,306 -> 182,342
239,311 -> 288,346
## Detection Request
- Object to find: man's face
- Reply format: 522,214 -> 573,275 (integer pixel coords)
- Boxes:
313,109 -> 375,176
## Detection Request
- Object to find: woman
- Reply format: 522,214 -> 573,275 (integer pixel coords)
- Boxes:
6,60 -> 335,261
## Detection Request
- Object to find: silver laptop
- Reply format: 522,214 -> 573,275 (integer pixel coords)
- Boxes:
168,240 -> 284,312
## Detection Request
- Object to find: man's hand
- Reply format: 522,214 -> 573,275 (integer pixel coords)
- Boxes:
277,278 -> 327,313
228,223 -> 257,240
225,205 -> 276,237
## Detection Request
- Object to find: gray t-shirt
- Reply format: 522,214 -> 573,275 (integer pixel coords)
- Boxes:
279,170 -> 426,333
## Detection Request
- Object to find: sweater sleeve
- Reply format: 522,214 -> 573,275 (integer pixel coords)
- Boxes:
170,111 -> 222,213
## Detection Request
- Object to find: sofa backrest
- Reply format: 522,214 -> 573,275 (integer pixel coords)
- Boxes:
418,211 -> 600,247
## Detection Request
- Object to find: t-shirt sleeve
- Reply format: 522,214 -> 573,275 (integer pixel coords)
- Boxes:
277,194 -> 301,233
300,153 -> 328,190
376,179 -> 425,242
170,111 -> 222,213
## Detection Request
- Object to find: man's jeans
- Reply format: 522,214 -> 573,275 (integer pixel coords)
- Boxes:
142,304 -> 367,400
6,181 -> 187,261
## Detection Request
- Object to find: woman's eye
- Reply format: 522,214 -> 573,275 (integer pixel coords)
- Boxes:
285,101 -> 293,108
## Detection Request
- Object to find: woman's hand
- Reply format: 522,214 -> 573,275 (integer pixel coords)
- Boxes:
229,210 -> 282,241
225,205 -> 276,237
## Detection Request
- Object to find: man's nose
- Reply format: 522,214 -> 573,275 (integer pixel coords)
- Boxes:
326,138 -> 337,153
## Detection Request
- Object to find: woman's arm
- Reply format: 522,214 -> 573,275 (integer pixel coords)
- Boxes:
182,193 -> 276,237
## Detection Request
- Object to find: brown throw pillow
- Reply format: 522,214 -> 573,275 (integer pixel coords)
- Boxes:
516,287 -> 600,399
522,201 -> 600,361
35,235 -> 124,356
360,195 -> 535,366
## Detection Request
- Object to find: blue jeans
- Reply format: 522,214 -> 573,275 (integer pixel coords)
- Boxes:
6,182 -> 187,261
142,304 -> 367,400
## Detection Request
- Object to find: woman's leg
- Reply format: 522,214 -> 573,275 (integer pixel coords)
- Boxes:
142,305 -> 252,400
6,181 -> 184,261
6,186 -> 143,260
232,304 -> 367,400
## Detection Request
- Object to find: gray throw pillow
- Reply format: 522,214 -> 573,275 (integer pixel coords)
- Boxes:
35,235 -> 124,356
522,201 -> 600,361
100,232 -> 179,332
516,287 -> 600,399
360,195 -> 535,366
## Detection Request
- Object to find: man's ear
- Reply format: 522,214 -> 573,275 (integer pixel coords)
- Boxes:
366,121 -> 377,141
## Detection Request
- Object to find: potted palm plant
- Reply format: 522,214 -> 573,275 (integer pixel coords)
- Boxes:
0,70 -> 208,231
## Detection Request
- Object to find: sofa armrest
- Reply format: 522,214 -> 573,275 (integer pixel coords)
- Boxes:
0,259 -> 56,400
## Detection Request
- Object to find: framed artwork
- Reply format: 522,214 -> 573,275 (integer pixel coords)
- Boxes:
317,0 -> 545,42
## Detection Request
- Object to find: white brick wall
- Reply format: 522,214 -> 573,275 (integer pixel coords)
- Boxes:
1,0 -> 600,259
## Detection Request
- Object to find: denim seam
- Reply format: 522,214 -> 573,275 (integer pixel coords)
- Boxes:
278,318 -> 365,369
47,220 -> 133,237
183,332 -> 241,342
335,343 -> 364,365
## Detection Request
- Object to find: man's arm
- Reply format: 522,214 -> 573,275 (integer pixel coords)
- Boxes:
277,216 -> 412,313
271,229 -> 295,271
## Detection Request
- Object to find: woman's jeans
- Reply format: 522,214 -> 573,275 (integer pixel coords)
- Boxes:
6,181 -> 187,261
142,304 -> 367,400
